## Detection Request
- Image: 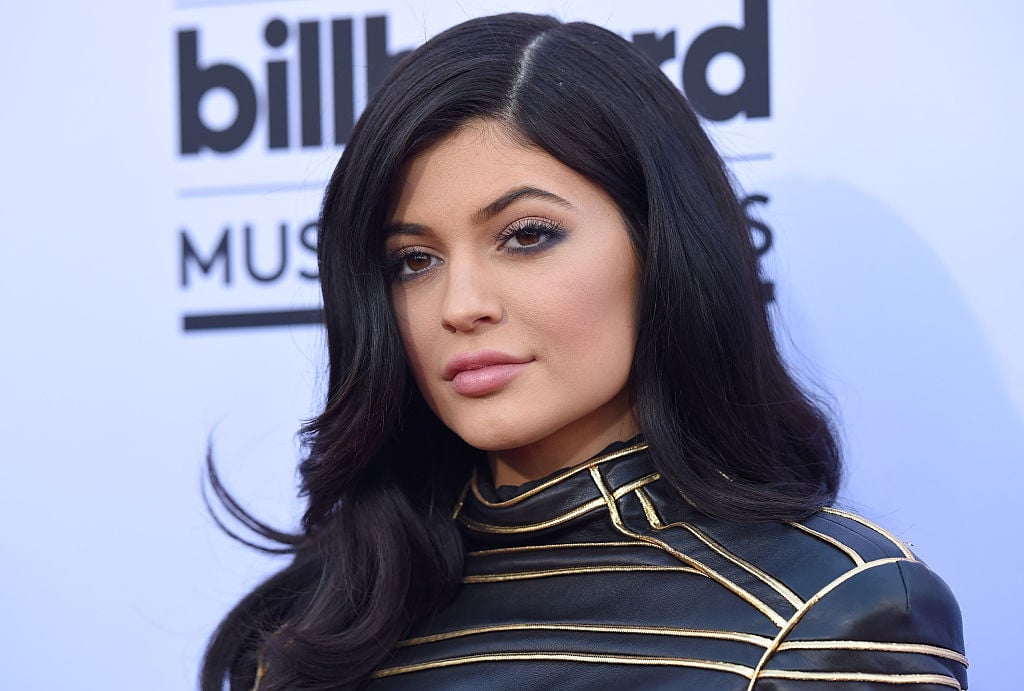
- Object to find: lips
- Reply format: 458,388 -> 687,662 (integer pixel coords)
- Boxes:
444,350 -> 533,397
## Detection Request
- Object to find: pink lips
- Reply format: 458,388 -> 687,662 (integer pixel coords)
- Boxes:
444,350 -> 533,397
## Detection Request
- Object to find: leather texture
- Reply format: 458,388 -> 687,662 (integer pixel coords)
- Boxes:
368,443 -> 968,690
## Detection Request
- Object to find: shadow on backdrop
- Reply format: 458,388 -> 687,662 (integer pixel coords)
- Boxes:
764,176 -> 1021,687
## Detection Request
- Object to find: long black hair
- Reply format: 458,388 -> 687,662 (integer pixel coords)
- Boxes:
202,12 -> 841,690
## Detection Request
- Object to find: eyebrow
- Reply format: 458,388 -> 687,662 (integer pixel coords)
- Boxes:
471,186 -> 575,224
385,185 -> 575,237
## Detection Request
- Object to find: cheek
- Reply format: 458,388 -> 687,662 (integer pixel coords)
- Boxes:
391,290 -> 431,377
527,261 -> 638,361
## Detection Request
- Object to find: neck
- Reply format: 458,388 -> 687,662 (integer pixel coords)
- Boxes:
486,400 -> 639,488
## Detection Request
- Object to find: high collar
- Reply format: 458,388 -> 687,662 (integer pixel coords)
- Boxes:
453,441 -> 655,546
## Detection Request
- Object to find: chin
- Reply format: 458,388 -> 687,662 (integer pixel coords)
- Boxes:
447,413 -> 559,453
452,427 -> 532,453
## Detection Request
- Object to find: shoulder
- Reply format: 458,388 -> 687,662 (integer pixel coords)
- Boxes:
789,507 -> 966,653
759,508 -> 969,689
641,484 -> 929,599
634,490 -> 969,688
802,506 -> 916,561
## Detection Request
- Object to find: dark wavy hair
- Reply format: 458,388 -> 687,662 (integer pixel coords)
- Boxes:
201,12 -> 841,691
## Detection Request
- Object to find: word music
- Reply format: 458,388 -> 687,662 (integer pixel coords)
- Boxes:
180,220 -> 318,286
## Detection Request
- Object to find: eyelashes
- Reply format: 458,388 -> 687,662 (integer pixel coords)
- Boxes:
496,217 -> 567,254
387,218 -> 567,281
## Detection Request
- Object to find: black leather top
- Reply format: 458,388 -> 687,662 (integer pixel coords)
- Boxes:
367,443 -> 968,690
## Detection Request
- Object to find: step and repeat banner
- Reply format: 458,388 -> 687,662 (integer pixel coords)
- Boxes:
2,1 -> 1020,688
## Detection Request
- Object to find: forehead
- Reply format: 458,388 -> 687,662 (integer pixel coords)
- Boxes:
389,120 -> 591,222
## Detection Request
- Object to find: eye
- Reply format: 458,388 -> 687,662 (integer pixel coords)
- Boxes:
506,226 -> 544,248
498,219 -> 566,253
390,249 -> 442,280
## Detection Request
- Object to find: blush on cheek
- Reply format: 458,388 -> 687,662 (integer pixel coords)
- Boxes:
561,275 -> 635,325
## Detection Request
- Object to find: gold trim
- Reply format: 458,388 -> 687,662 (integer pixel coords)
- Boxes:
467,541 -> 653,556
778,640 -> 968,668
372,651 -> 754,679
397,623 -> 774,649
470,443 -> 649,508
821,507 -> 916,560
451,479 -> 470,520
611,473 -> 660,499
251,661 -> 267,691
635,487 -> 663,528
653,518 -> 805,611
757,669 -> 962,688
588,466 -> 789,629
630,479 -> 806,614
787,520 -> 865,566
463,564 -> 699,583
459,497 -> 605,534
745,557 -> 908,691
459,473 -> 657,535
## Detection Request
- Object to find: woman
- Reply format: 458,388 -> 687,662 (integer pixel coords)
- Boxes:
203,13 -> 967,690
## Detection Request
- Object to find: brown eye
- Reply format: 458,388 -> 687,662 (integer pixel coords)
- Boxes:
404,252 -> 432,272
498,219 -> 565,254
391,250 -> 440,281
514,228 -> 543,246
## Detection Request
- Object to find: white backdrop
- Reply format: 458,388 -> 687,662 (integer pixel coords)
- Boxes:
1,1 -> 1020,689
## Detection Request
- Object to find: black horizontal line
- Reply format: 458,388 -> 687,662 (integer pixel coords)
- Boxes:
178,181 -> 327,198
183,308 -> 323,331
723,152 -> 773,163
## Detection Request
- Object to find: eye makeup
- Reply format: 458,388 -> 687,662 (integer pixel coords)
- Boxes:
386,216 -> 568,281
495,217 -> 568,254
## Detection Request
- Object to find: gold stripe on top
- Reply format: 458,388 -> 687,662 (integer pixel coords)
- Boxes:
588,466 -> 789,629
651,518 -> 805,611
610,473 -> 660,499
470,443 -> 649,508
778,640 -> 968,668
459,472 -> 658,535
250,661 -> 267,691
787,520 -> 865,566
463,564 -> 699,583
459,497 -> 606,534
745,557 -> 909,691
757,670 -> 962,689
371,651 -> 754,679
641,481 -> 800,610
467,540 -> 654,557
451,479 -> 470,519
396,623 -> 774,649
635,487 -> 663,528
820,507 -> 916,560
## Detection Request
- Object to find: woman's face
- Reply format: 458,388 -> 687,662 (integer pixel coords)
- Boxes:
386,120 -> 639,484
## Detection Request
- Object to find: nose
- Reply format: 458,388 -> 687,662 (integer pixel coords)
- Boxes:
440,258 -> 504,333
